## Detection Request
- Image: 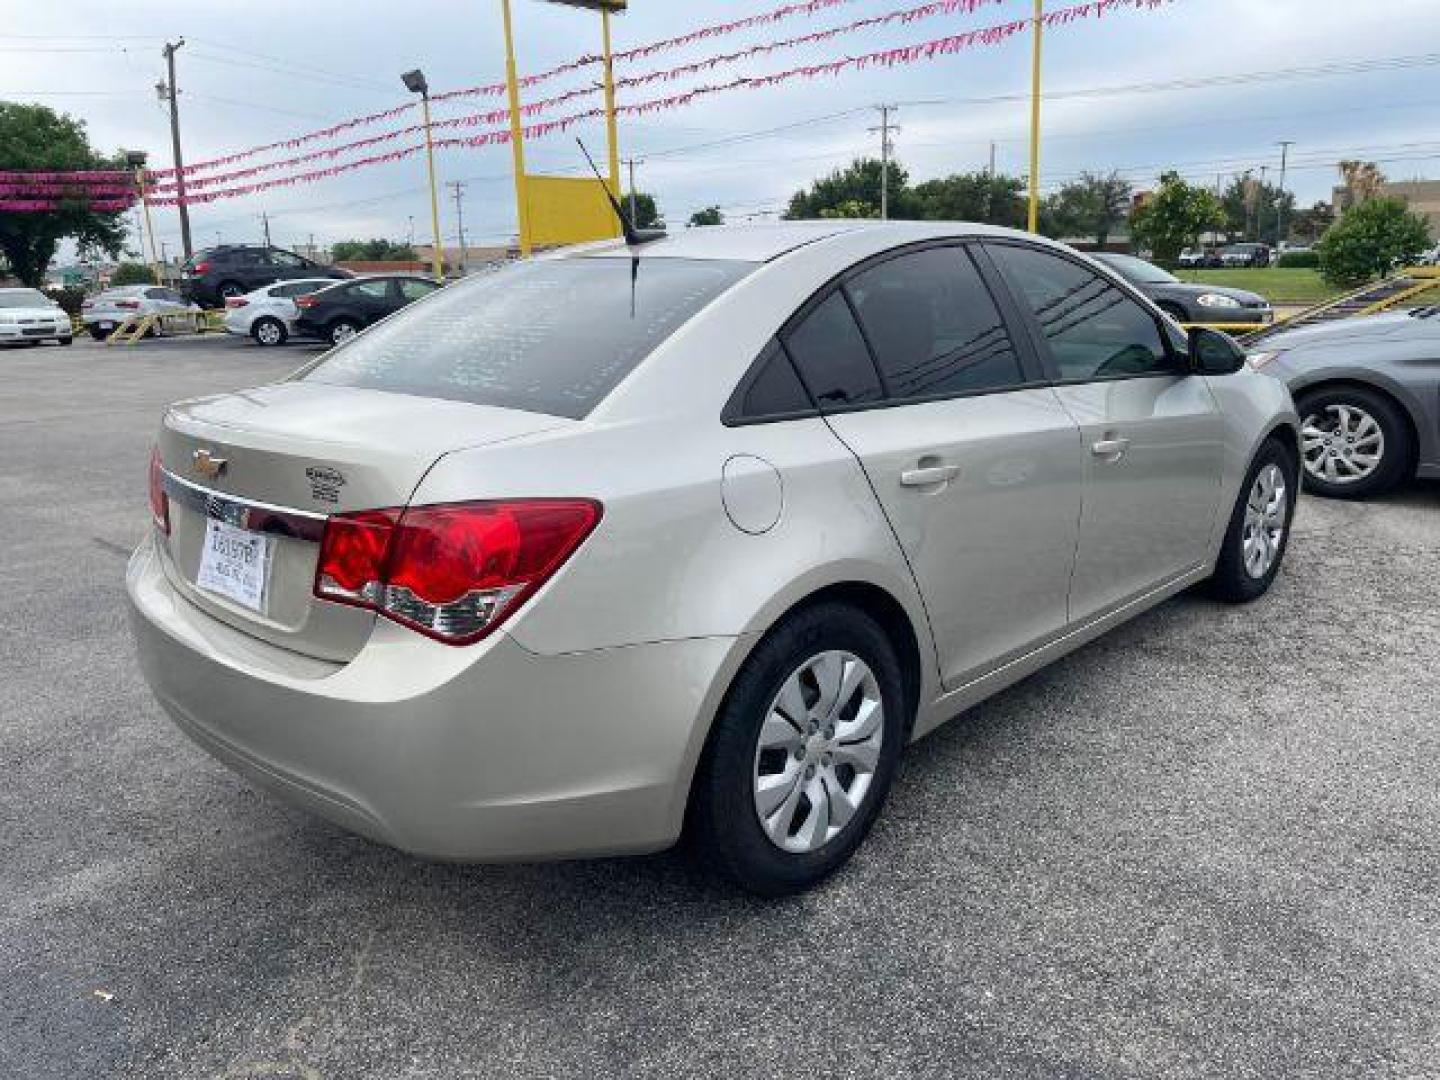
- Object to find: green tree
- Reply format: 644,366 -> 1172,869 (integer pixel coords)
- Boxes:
912,171 -> 1026,227
687,206 -> 724,227
0,103 -> 129,286
1220,173 -> 1296,244
330,238 -> 416,261
1289,201 -> 1336,245
1315,197 -> 1432,287
628,193 -> 663,229
785,158 -> 914,219
109,261 -> 155,286
1129,172 -> 1225,267
1042,170 -> 1133,244
818,199 -> 879,220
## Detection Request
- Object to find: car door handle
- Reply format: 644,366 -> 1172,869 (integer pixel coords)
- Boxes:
1091,437 -> 1131,459
899,464 -> 961,487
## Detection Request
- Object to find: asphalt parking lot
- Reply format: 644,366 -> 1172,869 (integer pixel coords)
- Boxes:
3,335 -> 1438,1079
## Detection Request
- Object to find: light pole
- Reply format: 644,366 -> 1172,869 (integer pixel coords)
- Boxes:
1276,140 -> 1295,245
403,68 -> 446,281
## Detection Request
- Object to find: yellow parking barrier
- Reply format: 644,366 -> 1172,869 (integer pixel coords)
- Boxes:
104,309 -> 215,346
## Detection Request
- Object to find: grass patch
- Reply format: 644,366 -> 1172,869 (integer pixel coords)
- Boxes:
1174,268 -> 1342,306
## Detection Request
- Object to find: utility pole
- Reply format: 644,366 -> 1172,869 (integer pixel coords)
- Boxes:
1276,140 -> 1295,245
1259,164 -> 1270,243
869,105 -> 899,220
624,157 -> 641,225
159,39 -> 192,260
447,181 -> 467,276
1027,0 -> 1044,233
260,210 -> 272,247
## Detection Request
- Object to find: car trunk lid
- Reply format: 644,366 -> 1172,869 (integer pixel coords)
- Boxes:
155,381 -> 570,662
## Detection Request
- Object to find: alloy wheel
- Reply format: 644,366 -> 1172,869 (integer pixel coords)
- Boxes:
255,320 -> 284,346
331,322 -> 358,345
1242,463 -> 1288,579
1301,404 -> 1384,485
752,650 -> 884,854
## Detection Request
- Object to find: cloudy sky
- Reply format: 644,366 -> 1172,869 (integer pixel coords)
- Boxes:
4,0 -> 1439,259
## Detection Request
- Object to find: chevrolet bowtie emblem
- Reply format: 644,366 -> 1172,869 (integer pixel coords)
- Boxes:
192,448 -> 228,480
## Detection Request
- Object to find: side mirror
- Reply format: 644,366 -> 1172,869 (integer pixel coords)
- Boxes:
1188,327 -> 1246,376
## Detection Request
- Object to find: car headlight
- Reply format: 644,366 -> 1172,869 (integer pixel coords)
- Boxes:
1197,293 -> 1243,309
1247,350 -> 1284,370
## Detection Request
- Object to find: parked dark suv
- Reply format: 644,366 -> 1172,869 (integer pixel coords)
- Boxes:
181,245 -> 349,308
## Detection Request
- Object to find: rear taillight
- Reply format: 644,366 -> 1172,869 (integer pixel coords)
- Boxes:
225,297 -> 249,308
314,500 -> 601,645
116,299 -> 140,310
148,448 -> 170,535
192,261 -> 212,275
295,295 -> 317,309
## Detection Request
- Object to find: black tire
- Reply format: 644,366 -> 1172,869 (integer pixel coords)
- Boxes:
251,316 -> 288,347
88,326 -> 110,341
59,336 -> 73,346
328,319 -> 360,346
689,602 -> 909,896
216,280 -> 246,301
1295,385 -> 1412,500
1208,438 -> 1298,603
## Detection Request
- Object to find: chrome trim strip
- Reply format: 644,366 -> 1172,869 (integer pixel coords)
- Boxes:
160,467 -> 328,543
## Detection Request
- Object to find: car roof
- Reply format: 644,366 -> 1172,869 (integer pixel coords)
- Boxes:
561,219 -> 1048,264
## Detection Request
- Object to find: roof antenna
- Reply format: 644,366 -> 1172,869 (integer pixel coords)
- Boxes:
576,138 -> 666,247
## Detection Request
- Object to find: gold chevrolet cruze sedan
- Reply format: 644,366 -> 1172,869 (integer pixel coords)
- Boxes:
129,222 -> 1299,894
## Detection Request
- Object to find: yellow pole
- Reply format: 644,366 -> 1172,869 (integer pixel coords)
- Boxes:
601,8 -> 622,213
501,0 -> 532,256
420,93 -> 446,280
1027,0 -> 1043,233
134,166 -> 163,284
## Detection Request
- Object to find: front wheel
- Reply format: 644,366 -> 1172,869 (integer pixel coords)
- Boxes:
1208,439 -> 1298,603
328,319 -> 360,346
251,316 -> 288,347
689,603 -> 908,896
1296,386 -> 1412,500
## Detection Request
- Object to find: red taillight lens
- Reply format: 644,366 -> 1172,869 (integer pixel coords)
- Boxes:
148,448 -> 170,535
225,297 -> 249,308
193,261 -> 212,275
295,295 -> 317,309
314,500 -> 600,645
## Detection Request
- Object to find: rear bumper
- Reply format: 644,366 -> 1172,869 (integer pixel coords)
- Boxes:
126,535 -> 732,861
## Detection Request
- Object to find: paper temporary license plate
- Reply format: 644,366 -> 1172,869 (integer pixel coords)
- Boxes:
98,321 -> 114,330
196,518 -> 271,613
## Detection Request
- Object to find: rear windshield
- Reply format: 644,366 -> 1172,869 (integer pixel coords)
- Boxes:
0,290 -> 48,308
300,257 -> 753,419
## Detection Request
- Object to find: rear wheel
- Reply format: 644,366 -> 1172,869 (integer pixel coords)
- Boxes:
1208,438 -> 1297,603
1296,386 -> 1411,499
88,326 -> 109,341
251,316 -> 287,347
328,319 -> 360,346
59,336 -> 73,346
689,602 -> 908,896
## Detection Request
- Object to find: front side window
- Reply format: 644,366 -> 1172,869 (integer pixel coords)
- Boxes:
987,244 -> 1176,381
782,291 -> 882,410
845,246 -> 1026,401
347,280 -> 392,301
303,257 -> 752,419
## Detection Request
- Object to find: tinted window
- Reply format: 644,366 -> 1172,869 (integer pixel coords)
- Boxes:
270,281 -> 314,298
730,340 -> 813,421
398,278 -> 439,302
144,288 -> 168,300
1093,253 -> 1177,285
988,244 -> 1175,381
783,291 -> 882,409
303,257 -> 752,419
346,280 -> 392,301
846,247 -> 1025,400
270,250 -> 306,268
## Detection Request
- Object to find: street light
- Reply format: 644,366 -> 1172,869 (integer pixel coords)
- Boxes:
403,68 -> 446,282
123,149 -> 163,284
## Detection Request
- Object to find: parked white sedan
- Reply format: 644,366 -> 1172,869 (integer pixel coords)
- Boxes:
82,285 -> 198,340
0,287 -> 73,347
222,278 -> 338,347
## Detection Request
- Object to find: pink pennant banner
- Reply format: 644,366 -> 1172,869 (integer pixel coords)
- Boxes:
149,0 -> 1172,206
0,198 -> 134,212
0,169 -> 135,184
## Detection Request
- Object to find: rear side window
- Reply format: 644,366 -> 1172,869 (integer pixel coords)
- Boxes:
987,243 -> 1175,381
398,279 -> 439,301
726,339 -> 814,423
845,247 -> 1026,400
782,291 -> 882,410
347,280 -> 392,300
302,257 -> 752,419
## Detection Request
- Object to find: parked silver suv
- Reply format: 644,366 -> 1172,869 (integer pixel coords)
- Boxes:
128,222 -> 1300,894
